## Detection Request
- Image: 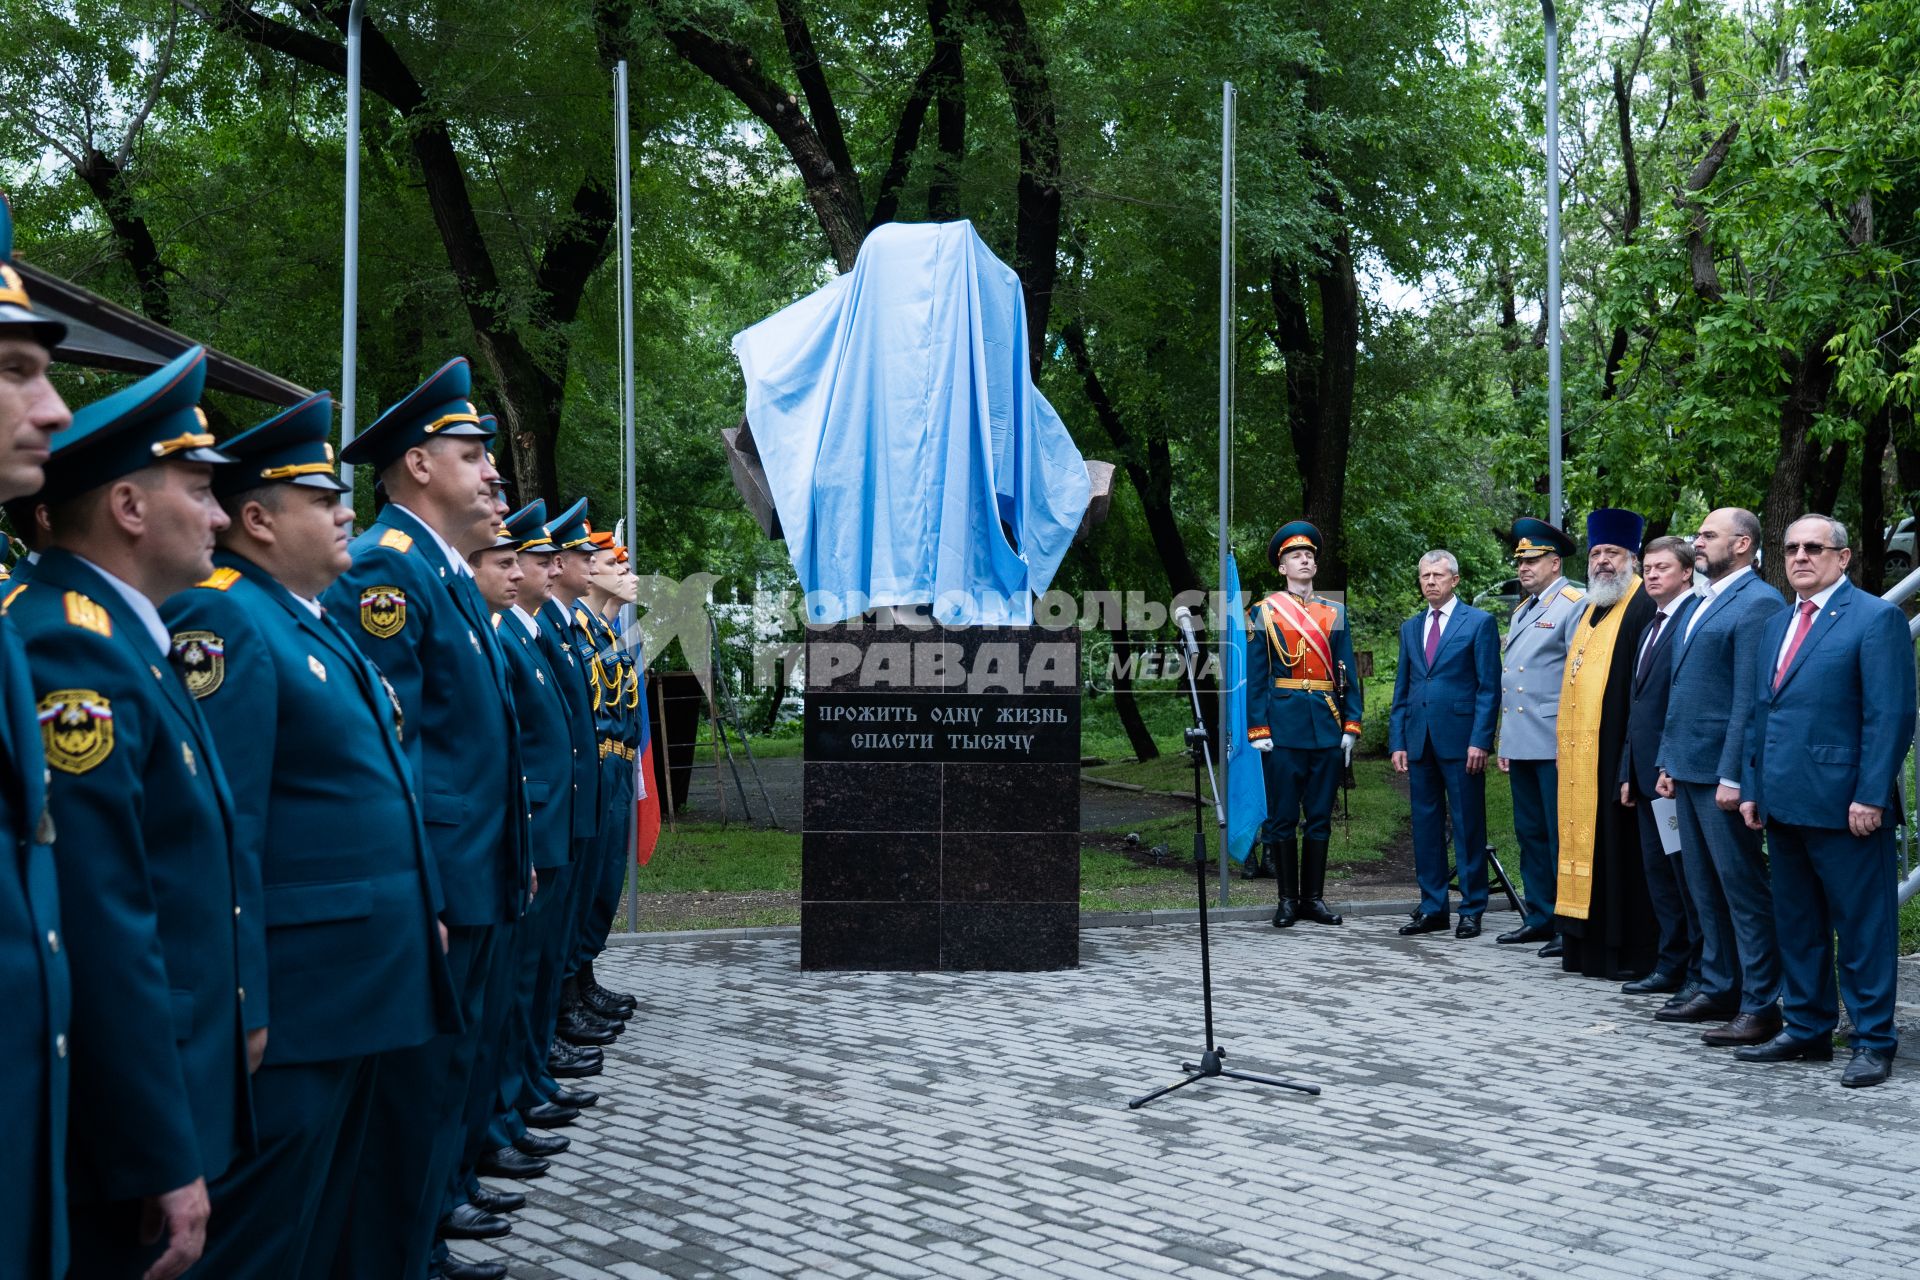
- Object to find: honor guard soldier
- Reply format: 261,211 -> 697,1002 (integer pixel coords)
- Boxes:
571,530 -> 639,1005
1247,520 -> 1363,929
0,192 -> 73,1280
9,347 -> 253,1280
322,359 -> 529,1280
1493,517 -> 1584,953
160,391 -> 457,1279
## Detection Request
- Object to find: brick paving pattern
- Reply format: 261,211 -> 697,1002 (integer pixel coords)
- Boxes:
465,919 -> 1920,1279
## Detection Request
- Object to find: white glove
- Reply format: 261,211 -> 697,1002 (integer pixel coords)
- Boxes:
1252,738 -> 1272,753
1341,733 -> 1356,766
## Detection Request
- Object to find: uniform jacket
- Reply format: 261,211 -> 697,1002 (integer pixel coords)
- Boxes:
1744,578 -> 1915,829
1498,576 -> 1585,760
0,612 -> 69,1278
1658,568 -> 1785,785
493,608 -> 575,869
1246,589 -> 1363,752
164,552 -> 456,1064
1616,594 -> 1698,799
538,596 -> 602,840
580,604 -> 637,821
8,549 -> 251,1203
1388,601 -> 1499,761
323,506 -> 529,926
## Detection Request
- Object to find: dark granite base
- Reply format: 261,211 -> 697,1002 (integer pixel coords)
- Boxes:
799,901 -> 1079,971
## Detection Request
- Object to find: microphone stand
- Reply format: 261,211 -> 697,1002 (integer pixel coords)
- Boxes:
1128,612 -> 1320,1109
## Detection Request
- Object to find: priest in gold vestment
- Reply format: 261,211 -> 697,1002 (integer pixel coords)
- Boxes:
1554,509 -> 1660,979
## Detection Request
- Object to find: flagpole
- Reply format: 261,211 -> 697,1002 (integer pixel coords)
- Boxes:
615,60 -> 639,930
1217,81 -> 1236,908
338,0 -> 366,507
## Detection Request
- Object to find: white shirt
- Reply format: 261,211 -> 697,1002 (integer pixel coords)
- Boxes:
511,604 -> 542,637
291,592 -> 323,619
1423,594 -> 1457,652
389,503 -> 472,577
1774,579 -> 1843,673
71,554 -> 170,658
1683,562 -> 1752,642
1636,601 -> 1678,669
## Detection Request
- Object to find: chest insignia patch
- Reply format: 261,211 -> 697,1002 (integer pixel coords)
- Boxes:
172,630 -> 226,699
360,586 -> 407,638
38,690 -> 114,775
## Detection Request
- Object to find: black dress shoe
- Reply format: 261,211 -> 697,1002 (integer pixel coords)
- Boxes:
1454,915 -> 1482,939
1621,970 -> 1684,995
435,1256 -> 507,1280
1536,937 -> 1564,958
521,1102 -> 579,1129
1842,1046 -> 1894,1088
1701,1007 -> 1783,1047
478,1146 -> 550,1179
1398,912 -> 1449,936
514,1129 -> 569,1158
1660,980 -> 1702,1011
548,1054 -> 603,1079
1495,923 -> 1552,945
1734,1034 -> 1834,1063
1654,993 -> 1737,1024
551,1086 -> 599,1108
438,1203 -> 511,1240
469,1184 -> 526,1214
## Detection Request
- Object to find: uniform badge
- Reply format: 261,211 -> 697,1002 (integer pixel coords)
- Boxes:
377,672 -> 405,742
182,743 -> 197,776
308,655 -> 327,682
171,630 -> 226,699
360,586 -> 407,638
37,690 -> 114,775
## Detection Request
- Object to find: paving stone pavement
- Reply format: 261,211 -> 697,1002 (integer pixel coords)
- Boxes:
462,919 -> 1920,1279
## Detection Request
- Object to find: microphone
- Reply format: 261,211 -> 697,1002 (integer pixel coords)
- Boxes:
1172,604 -> 1202,660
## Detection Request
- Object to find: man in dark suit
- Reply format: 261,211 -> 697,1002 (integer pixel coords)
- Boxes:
10,347 -> 253,1280
1737,515 -> 1915,1087
161,392 -> 456,1278
1616,536 -> 1700,996
1389,550 -> 1500,937
1654,508 -> 1786,1046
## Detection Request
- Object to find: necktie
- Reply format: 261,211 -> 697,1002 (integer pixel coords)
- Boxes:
1634,612 -> 1667,685
1773,599 -> 1818,690
1423,609 -> 1442,667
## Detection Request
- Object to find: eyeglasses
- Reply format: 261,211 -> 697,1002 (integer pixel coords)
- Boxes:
1782,542 -> 1837,557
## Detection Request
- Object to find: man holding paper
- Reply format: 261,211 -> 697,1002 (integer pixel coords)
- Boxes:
1616,535 -> 1700,999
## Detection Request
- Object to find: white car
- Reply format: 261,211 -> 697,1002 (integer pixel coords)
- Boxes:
1886,516 -> 1914,576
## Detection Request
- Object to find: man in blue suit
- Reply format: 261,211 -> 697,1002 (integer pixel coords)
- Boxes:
161,392 -> 456,1278
10,347 -> 252,1280
324,359 -> 529,1280
1389,550 -> 1500,937
1736,515 -> 1914,1088
1654,508 -> 1785,1046
0,192 -> 73,1280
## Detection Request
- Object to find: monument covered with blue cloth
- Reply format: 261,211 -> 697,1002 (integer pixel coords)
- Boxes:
727,222 -> 1110,971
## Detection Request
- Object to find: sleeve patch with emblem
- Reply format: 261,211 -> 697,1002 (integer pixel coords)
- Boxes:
38,690 -> 114,774
63,592 -> 112,636
171,630 -> 226,699
360,586 -> 407,638
379,528 -> 414,553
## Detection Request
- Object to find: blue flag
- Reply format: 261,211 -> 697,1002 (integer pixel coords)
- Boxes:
1223,553 -> 1267,865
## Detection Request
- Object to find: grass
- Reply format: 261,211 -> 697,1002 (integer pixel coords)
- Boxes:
631,822 -> 801,893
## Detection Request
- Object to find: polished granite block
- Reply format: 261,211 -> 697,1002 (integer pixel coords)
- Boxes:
803,832 -> 940,903
942,763 -> 1080,833
801,902 -> 941,971
939,903 -> 1079,971
941,832 -> 1079,902
803,762 -> 941,832
805,620 -> 1077,694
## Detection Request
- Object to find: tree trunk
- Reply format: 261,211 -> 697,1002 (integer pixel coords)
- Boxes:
1305,229 -> 1359,590
1857,404 -> 1891,593
72,147 -> 171,326
972,0 -> 1061,376
927,0 -> 966,221
1076,544 -> 1158,761
1757,336 -> 1837,593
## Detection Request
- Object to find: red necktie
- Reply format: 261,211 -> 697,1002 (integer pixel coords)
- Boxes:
1423,609 -> 1442,667
1773,599 -> 1818,690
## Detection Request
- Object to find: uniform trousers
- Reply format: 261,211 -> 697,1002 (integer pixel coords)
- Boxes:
1259,744 -> 1340,842
483,860 -> 576,1151
1674,780 -> 1778,1013
575,765 -> 634,967
1634,798 -> 1700,981
1507,758 -> 1558,928
1768,821 -> 1898,1053
444,916 -> 524,1220
202,1054 -> 372,1280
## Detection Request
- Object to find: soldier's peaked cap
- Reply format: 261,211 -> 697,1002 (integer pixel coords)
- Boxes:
1509,516 -> 1575,562
506,499 -> 555,554
1268,520 -> 1323,567
547,498 -> 590,550
215,391 -> 349,497
40,346 -> 233,507
0,194 -> 66,346
339,356 -> 494,470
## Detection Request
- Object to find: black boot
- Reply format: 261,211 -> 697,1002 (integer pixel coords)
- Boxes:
582,958 -> 636,1013
1271,839 -> 1299,928
1298,836 -> 1343,926
1239,844 -> 1267,880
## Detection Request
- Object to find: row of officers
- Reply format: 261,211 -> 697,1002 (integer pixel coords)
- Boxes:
3,200 -> 646,1280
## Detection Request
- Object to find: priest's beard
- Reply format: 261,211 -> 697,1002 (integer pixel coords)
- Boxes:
1586,564 -> 1635,608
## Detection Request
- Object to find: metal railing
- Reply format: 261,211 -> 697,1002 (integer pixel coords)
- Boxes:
1880,564 -> 1920,903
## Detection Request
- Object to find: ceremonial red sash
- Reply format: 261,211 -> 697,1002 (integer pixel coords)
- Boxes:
1264,590 -> 1334,674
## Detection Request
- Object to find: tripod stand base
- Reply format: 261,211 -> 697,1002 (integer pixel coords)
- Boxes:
1128,1044 -> 1321,1109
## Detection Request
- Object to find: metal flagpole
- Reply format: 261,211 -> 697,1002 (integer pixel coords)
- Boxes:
1541,0 -> 1564,529
1217,81 -> 1236,908
615,61 -> 639,929
339,0 -> 367,505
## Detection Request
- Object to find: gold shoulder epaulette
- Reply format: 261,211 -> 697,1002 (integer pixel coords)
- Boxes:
574,608 -> 592,629
2,583 -> 27,612
63,592 -> 112,637
1561,586 -> 1585,602
197,567 -> 241,591
379,528 -> 414,553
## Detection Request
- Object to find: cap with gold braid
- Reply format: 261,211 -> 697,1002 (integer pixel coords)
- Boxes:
546,497 -> 590,551
39,346 -> 232,507
505,498 -> 555,555
0,193 -> 66,346
339,356 -> 494,472
1508,516 -> 1575,562
1266,519 -> 1323,568
213,391 -> 349,497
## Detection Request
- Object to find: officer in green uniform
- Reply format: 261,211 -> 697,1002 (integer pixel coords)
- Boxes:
10,346 -> 252,1280
160,391 -> 456,1279
0,190 -> 73,1280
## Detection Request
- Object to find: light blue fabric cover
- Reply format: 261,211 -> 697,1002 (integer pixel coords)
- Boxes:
1223,553 -> 1267,864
